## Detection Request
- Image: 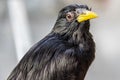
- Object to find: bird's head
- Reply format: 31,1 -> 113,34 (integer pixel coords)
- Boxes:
52,4 -> 98,39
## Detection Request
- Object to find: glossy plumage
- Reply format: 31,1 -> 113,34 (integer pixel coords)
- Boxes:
7,4 -> 95,80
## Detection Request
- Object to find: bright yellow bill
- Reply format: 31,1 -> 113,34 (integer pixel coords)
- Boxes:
77,11 -> 98,22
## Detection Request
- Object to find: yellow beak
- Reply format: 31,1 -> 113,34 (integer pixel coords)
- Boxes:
77,11 -> 98,23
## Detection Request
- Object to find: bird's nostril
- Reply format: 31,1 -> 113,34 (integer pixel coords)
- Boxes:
75,20 -> 78,23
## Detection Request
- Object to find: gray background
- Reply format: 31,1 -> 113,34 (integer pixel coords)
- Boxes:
0,0 -> 120,80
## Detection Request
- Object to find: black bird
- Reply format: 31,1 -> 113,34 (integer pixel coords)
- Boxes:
7,4 -> 98,80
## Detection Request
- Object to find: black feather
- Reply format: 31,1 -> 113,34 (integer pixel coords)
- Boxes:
7,4 -> 95,80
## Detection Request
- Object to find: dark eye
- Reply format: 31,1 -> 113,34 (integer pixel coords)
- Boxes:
66,12 -> 74,22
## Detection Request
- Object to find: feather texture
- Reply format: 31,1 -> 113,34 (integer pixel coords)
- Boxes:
7,4 -> 95,80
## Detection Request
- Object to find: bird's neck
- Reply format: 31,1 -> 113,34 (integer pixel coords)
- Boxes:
68,30 -> 92,45
51,21 -> 92,45
66,22 -> 92,45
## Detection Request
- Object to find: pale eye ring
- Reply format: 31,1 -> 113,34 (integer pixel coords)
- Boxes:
66,12 -> 74,22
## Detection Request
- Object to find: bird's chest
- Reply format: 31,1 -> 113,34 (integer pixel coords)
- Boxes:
78,42 -> 91,53
77,41 -> 95,64
79,43 -> 84,51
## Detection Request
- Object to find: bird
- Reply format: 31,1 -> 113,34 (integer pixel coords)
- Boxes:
7,4 -> 98,80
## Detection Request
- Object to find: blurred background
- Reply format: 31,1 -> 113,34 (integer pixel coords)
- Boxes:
0,0 -> 120,80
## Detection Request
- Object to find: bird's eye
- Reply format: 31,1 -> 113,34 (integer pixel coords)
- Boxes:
66,12 -> 74,22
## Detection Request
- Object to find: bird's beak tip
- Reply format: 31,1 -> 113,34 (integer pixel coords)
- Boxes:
77,11 -> 98,23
